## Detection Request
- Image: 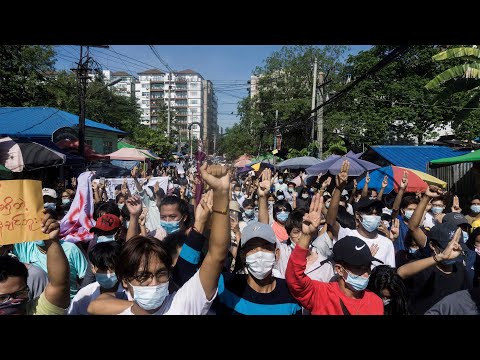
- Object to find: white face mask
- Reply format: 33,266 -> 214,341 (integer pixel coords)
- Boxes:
245,251 -> 275,280
129,282 -> 169,310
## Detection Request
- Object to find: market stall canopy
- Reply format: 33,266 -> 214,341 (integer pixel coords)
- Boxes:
430,149 -> 480,166
106,148 -> 149,161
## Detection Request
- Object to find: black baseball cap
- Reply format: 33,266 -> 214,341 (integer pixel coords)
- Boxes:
442,212 -> 471,228
353,198 -> 384,214
428,222 -> 469,251
333,236 -> 384,267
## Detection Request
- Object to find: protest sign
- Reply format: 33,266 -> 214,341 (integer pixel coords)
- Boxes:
93,177 -> 168,200
0,180 -> 49,245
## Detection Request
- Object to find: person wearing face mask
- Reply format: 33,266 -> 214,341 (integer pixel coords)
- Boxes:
241,199 -> 257,224
295,189 -> 311,212
42,188 -> 59,212
465,227 -> 480,287
267,194 -> 276,223
274,175 -> 288,194
212,222 -> 301,315
391,196 -> 419,253
232,184 -> 245,210
87,162 -> 233,315
326,160 -> 395,268
116,194 -> 126,211
367,265 -> 410,315
68,241 -> 125,315
423,197 -> 446,229
60,189 -> 74,215
271,201 -> 292,242
1,211 -> 70,315
466,194 -> 480,225
286,194 -> 384,315
398,223 -> 469,315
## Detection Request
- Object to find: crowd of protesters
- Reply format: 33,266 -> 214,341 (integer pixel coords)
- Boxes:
1,156 -> 480,315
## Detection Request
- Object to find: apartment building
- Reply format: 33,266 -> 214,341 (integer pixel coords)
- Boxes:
135,68 -> 217,152
102,70 -> 136,99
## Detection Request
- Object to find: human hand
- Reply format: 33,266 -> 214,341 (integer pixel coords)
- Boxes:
199,163 -> 230,193
195,190 -> 213,224
381,175 -> 388,189
302,193 -> 323,236
370,243 -> 379,257
335,160 -> 349,189
125,195 -> 143,217
390,218 -> 400,240
451,195 -> 462,213
438,228 -> 463,261
365,171 -> 371,184
322,177 -> 331,191
41,209 -> 60,239
400,171 -> 408,190
425,185 -> 445,199
258,168 -> 272,198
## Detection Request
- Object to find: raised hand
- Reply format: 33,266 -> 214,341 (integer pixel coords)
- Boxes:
199,163 -> 230,193
322,177 -> 331,191
195,189 -> 213,224
439,227 -> 463,261
316,173 -> 323,183
179,186 -> 186,198
131,166 -> 138,178
71,177 -> 77,188
125,195 -> 143,217
451,195 -> 462,213
41,209 -> 60,239
381,175 -> 388,189
302,193 -> 324,236
425,185 -> 445,199
400,171 -> 408,190
230,215 -> 240,234
390,218 -> 400,240
153,181 -> 160,194
365,171 -> 371,184
335,160 -> 350,189
257,168 -> 272,198
353,178 -> 357,190
139,208 -> 148,227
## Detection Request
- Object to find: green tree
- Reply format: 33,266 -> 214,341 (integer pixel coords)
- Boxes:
0,45 -> 55,107
326,45 -> 465,148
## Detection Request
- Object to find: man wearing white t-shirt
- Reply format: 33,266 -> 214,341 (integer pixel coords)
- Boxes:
326,160 -> 395,268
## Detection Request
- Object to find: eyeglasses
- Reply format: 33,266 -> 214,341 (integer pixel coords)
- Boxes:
0,286 -> 29,304
130,270 -> 170,286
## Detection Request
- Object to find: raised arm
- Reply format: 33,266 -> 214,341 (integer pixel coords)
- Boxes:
326,160 -> 349,239
361,171 -> 370,199
42,210 -> 70,309
391,171 -> 408,219
377,175 -> 388,201
397,227 -> 462,279
408,185 -> 445,248
125,195 -> 143,241
349,179 -> 357,205
257,168 -> 272,224
198,163 -> 231,300
130,166 -> 144,193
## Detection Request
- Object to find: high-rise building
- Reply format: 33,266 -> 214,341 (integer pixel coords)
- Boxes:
102,70 -> 136,99
135,68 -> 217,153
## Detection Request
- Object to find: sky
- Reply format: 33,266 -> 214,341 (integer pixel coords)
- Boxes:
54,45 -> 372,131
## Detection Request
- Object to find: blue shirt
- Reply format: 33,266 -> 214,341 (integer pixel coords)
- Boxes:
14,241 -> 88,299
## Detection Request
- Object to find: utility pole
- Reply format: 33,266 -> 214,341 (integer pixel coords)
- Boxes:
273,109 -> 278,165
213,133 -> 216,155
317,71 -> 324,159
310,58 -> 318,147
76,46 -> 89,160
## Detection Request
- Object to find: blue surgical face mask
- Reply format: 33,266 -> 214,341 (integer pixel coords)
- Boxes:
44,202 -> 56,210
278,179 -> 284,184
360,214 -> 381,233
301,193 -> 309,199
277,211 -> 290,223
431,206 -> 444,215
62,198 -> 71,205
471,204 -> 480,214
289,241 -> 296,250
95,272 -> 118,289
161,220 -> 181,234
268,201 -> 275,207
343,268 -> 369,292
97,234 -> 115,243
244,209 -> 255,218
277,195 -> 285,201
118,204 -> 124,210
409,247 -> 418,254
288,187 -> 294,193
462,231 -> 469,243
129,282 -> 170,310
404,210 -> 414,220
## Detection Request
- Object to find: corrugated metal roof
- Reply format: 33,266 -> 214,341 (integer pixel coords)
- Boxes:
371,145 -> 470,172
0,107 -> 127,137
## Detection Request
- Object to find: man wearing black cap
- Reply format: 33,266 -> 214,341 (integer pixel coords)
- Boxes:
397,223 -> 468,314
326,160 -> 395,267
286,194 -> 384,315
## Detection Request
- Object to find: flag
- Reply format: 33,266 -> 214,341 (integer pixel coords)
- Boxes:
59,171 -> 96,243
195,138 -> 206,205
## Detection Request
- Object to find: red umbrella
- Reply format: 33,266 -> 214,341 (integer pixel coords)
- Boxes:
357,165 -> 428,193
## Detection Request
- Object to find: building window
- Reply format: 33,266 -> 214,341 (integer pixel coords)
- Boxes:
189,91 -> 199,97
142,92 -> 149,97
190,99 -> 199,105
103,140 -> 113,154
191,108 -> 198,113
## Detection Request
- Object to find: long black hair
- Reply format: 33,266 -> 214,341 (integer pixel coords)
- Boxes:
367,265 -> 410,315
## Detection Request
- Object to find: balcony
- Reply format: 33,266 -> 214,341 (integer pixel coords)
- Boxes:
175,77 -> 187,83
175,87 -> 188,91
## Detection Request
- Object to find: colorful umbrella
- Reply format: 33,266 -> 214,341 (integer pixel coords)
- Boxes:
306,155 -> 380,176
356,166 -> 428,194
403,167 -> 446,188
0,137 -> 66,172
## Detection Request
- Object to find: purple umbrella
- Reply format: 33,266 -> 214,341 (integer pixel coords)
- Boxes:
345,150 -> 364,159
305,155 -> 380,176
237,166 -> 253,173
